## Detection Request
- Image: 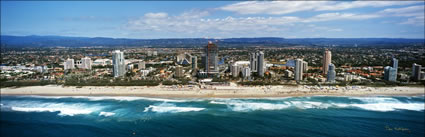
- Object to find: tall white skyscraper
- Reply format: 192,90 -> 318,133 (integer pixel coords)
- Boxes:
80,57 -> 92,70
322,49 -> 332,75
384,58 -> 398,82
64,58 -> 75,70
250,51 -> 265,77
112,50 -> 126,77
295,59 -> 304,81
391,58 -> 398,81
257,51 -> 265,77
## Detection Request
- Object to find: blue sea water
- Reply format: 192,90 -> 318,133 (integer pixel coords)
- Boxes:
1,95 -> 424,137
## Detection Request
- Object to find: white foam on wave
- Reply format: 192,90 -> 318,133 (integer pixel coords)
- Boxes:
349,97 -> 399,103
143,103 -> 205,113
210,100 -> 290,112
78,96 -> 142,101
289,101 -> 331,109
316,101 -> 425,112
210,97 -> 425,112
4,101 -> 103,116
138,97 -> 197,102
232,102 -> 290,112
99,111 -> 115,117
26,95 -> 193,102
11,107 -> 93,116
348,102 -> 424,112
344,96 -> 425,112
209,101 -> 227,105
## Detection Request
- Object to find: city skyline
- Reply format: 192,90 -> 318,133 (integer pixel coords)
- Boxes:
1,1 -> 425,137
1,1 -> 424,39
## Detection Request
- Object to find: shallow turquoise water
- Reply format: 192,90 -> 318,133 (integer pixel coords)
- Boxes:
1,95 -> 424,137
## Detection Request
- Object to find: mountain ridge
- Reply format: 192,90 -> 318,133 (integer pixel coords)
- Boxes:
1,35 -> 424,48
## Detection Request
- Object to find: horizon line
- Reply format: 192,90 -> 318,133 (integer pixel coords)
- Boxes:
1,34 -> 425,40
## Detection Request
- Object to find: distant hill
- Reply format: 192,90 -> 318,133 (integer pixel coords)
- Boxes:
1,35 -> 423,48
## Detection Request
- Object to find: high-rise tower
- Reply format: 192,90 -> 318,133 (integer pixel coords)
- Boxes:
112,50 -> 126,77
322,49 -> 332,75
203,41 -> 219,73
257,51 -> 265,77
250,52 -> 258,72
250,51 -> 265,77
327,63 -> 336,82
192,56 -> 198,70
295,59 -> 304,81
384,66 -> 397,82
412,63 -> 422,81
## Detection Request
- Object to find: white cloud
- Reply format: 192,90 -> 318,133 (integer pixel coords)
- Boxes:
126,10 -> 382,34
125,11 -> 303,35
303,12 -> 379,22
220,1 -> 422,15
220,1 -> 327,15
378,5 -> 425,26
400,16 -> 424,25
144,12 -> 168,18
317,1 -> 421,11
379,5 -> 424,17
123,3 -> 424,38
126,10 -> 403,37
305,24 -> 343,32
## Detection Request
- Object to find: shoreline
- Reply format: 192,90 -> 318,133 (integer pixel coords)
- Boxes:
1,85 -> 424,98
2,93 -> 424,99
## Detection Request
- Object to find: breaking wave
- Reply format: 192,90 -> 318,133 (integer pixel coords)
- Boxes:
210,96 -> 425,112
289,101 -> 332,109
99,111 -> 115,117
6,102 -> 102,116
143,103 -> 205,113
0,99 -> 105,116
347,103 -> 424,112
1,96 -> 423,116
10,107 -> 93,116
348,97 -> 399,103
210,100 -> 290,112
345,96 -> 424,111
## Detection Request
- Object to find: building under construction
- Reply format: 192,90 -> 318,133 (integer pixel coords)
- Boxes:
203,41 -> 219,74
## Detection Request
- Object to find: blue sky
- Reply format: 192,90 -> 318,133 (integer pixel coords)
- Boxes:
1,1 -> 424,39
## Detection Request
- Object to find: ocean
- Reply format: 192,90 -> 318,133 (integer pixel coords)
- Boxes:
1,95 -> 424,137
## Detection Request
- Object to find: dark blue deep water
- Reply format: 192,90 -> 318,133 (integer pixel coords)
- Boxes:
1,95 -> 424,137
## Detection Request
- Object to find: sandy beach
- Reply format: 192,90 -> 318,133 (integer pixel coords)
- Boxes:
1,84 -> 424,98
